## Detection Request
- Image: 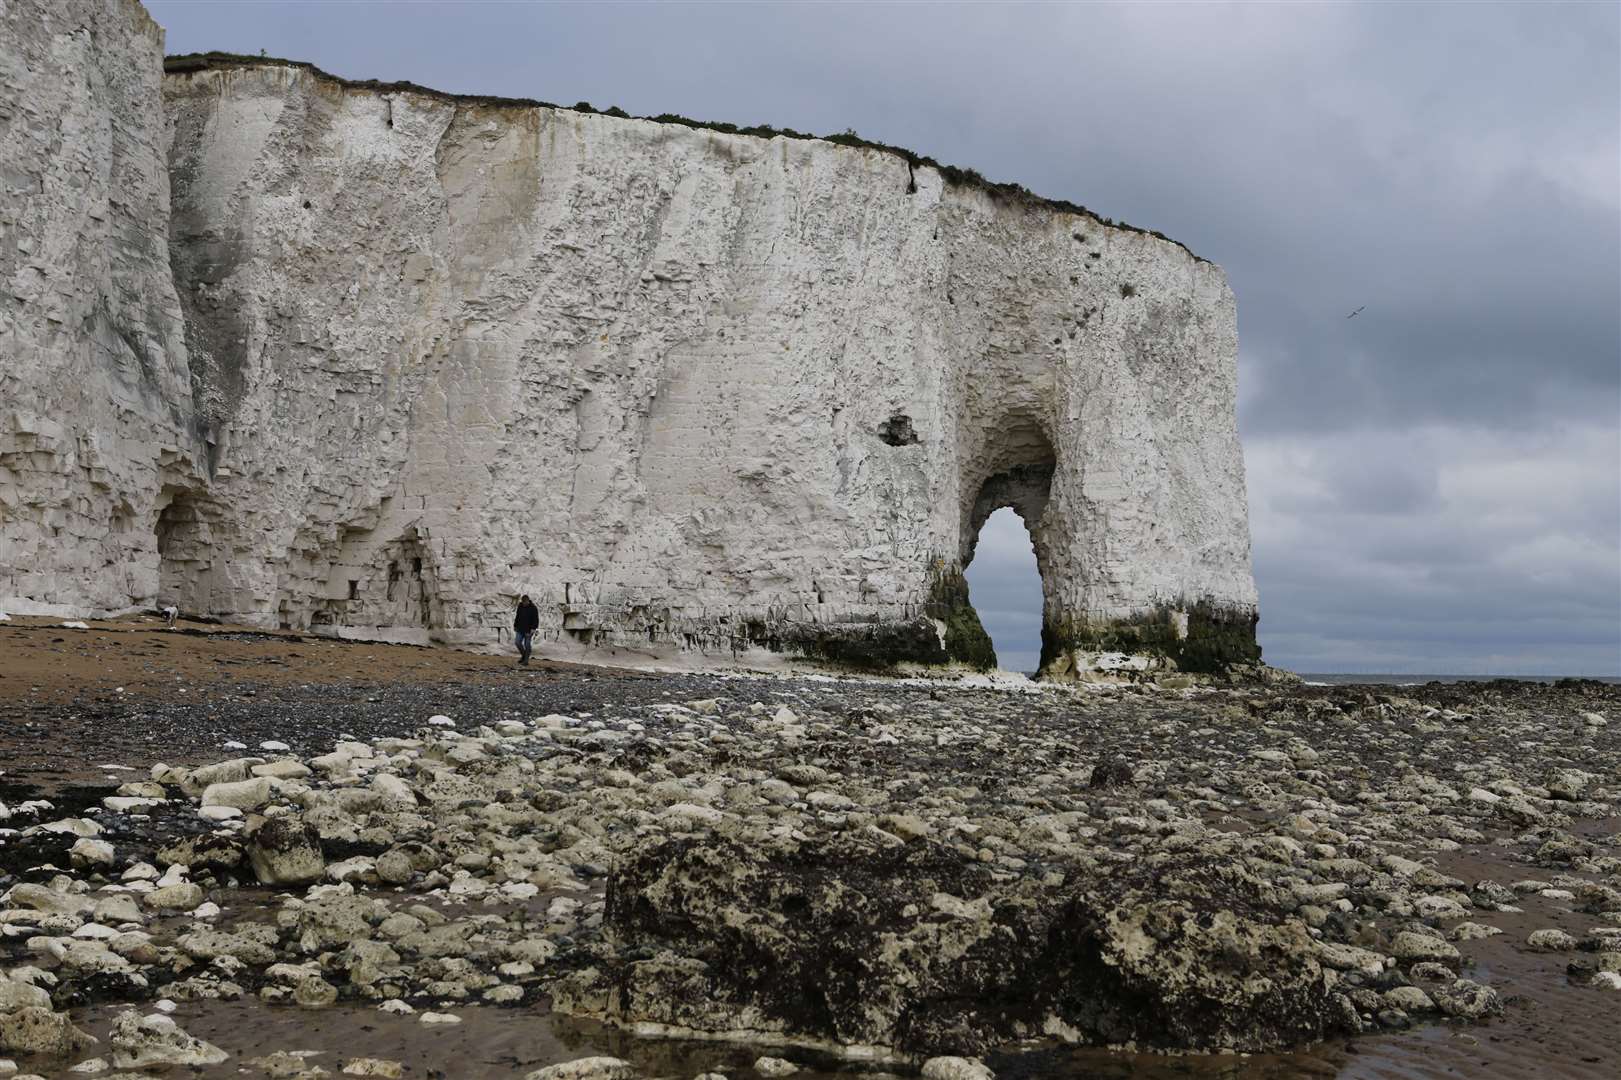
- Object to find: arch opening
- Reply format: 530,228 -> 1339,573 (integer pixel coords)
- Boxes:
963,507 -> 1045,676
951,414 -> 1058,676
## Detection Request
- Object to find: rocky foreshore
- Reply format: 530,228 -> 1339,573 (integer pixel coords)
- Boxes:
1,653 -> 1618,1078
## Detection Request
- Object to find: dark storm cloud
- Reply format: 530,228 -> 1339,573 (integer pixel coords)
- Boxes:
147,1 -> 1621,675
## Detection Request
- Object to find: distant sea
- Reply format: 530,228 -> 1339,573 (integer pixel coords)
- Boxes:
1297,673 -> 1620,686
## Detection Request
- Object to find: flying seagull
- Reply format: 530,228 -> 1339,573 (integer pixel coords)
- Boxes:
1346,306 -> 1366,319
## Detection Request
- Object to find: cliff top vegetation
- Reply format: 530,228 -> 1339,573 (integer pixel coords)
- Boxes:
163,51 -> 1206,264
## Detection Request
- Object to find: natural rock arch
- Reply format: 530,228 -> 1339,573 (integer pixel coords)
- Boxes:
950,415 -> 1062,673
0,0 -> 1260,677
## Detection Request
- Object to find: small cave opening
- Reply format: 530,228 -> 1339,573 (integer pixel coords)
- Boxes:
877,414 -> 920,446
155,487 -> 217,615
375,531 -> 436,630
313,525 -> 440,634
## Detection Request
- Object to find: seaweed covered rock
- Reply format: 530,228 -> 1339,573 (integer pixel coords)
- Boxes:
245,816 -> 326,886
555,834 -> 1351,1054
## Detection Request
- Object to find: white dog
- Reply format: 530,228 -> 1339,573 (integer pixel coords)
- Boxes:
162,605 -> 179,629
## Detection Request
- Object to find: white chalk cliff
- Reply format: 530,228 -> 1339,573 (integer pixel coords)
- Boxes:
1,0 -> 1260,676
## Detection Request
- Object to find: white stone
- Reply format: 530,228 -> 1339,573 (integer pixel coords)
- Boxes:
199,777 -> 275,810
922,1059 -> 996,1080
753,1058 -> 798,1078
109,1011 -> 228,1069
501,882 -> 541,901
1391,931 -> 1459,963
69,838 -> 115,869
0,982 -> 52,1012
141,883 -> 205,913
103,797 -> 163,813
29,818 -> 101,838
253,760 -> 312,780
328,857 -> 376,883
1527,928 -> 1577,951
418,1011 -> 461,1025
70,924 -> 119,941
524,1058 -> 635,1080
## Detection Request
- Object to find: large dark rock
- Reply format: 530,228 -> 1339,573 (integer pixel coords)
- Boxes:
244,815 -> 326,885
158,833 -> 245,874
554,834 -> 1352,1055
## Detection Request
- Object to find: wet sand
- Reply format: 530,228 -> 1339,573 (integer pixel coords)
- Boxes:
0,614 -> 631,786
0,613 -> 559,705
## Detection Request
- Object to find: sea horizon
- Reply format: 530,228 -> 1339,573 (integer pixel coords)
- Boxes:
1295,671 -> 1620,686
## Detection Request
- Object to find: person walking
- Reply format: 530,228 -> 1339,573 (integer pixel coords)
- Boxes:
513,594 -> 540,666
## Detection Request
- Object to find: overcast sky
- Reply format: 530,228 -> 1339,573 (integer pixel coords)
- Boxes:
148,0 -> 1620,676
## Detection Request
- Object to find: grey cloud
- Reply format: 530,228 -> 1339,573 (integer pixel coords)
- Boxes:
964,509 -> 1044,674
1275,453 -> 1442,517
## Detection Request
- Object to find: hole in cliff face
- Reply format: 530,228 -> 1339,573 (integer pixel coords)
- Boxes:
361,531 -> 437,630
878,414 -> 920,446
964,509 -> 1044,676
959,418 -> 1057,676
155,488 -> 218,616
298,526 -> 440,636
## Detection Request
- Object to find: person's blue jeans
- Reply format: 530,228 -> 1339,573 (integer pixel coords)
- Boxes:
515,630 -> 533,663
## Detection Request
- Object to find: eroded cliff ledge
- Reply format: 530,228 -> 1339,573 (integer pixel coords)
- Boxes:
1,0 -> 1259,678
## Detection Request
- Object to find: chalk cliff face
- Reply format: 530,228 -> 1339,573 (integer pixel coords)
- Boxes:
0,0 -> 205,617
1,0 -> 1260,675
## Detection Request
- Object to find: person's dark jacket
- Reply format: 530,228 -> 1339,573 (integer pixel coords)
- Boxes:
514,600 -> 540,634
